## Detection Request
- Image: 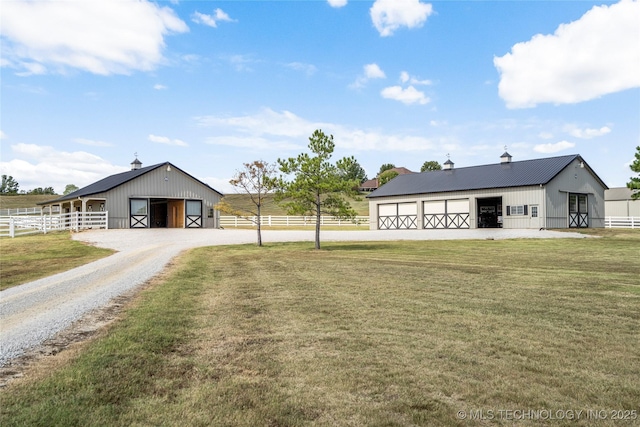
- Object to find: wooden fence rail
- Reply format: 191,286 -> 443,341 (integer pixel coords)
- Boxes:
0,212 -> 108,238
219,215 -> 370,228
605,216 -> 640,229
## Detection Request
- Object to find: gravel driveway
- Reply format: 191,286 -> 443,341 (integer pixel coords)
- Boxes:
0,228 -> 588,366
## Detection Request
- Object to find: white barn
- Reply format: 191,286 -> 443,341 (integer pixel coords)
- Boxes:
39,159 -> 223,229
367,153 -> 608,230
605,187 -> 640,217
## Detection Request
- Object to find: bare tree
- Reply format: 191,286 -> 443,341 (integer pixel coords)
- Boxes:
217,160 -> 277,246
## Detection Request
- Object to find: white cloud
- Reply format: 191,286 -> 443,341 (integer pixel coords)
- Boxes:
205,136 -> 301,151
148,134 -> 188,147
365,63 -> 386,79
154,84 -> 168,90
534,140 -> 576,153
0,0 -> 188,76
327,0 -> 348,8
381,85 -> 430,105
286,62 -> 317,76
370,0 -> 433,37
566,125 -> 612,139
74,138 -> 113,147
400,71 -> 432,85
202,176 -> 234,194
192,9 -> 236,28
0,143 -> 127,193
195,108 -> 444,153
0,130 -> 7,139
494,0 -> 640,108
538,132 -> 554,140
350,63 -> 386,88
223,54 -> 259,72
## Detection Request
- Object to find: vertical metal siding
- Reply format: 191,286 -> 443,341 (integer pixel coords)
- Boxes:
544,158 -> 606,228
89,166 -> 221,229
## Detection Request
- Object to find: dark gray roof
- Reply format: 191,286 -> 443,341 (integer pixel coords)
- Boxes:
39,162 -> 222,204
367,154 -> 607,198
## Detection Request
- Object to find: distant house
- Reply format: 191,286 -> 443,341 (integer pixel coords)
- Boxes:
605,187 -> 640,217
367,153 -> 608,230
359,167 -> 415,192
39,158 -> 223,229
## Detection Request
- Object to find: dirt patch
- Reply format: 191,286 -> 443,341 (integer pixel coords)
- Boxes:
0,262 -> 176,389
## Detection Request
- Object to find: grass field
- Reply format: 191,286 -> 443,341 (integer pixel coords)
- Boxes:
1,231 -> 639,426
0,195 -> 57,210
221,193 -> 370,216
0,232 -> 114,290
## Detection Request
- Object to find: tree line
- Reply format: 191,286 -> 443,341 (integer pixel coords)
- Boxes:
0,176 -> 79,196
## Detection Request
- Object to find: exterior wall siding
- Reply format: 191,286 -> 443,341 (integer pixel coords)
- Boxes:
605,200 -> 640,217
85,166 -> 221,229
544,158 -> 606,228
369,186 -> 545,230
368,157 -> 606,230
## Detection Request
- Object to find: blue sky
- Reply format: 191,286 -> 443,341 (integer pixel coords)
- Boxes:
1,0 -> 638,194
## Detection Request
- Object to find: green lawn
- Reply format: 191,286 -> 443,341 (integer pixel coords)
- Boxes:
0,232 -> 114,290
1,231 -> 639,426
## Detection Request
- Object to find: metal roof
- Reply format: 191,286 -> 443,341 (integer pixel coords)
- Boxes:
39,162 -> 222,204
367,154 -> 606,198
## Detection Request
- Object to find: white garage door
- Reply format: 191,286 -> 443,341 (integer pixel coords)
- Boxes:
423,199 -> 470,229
378,202 -> 417,229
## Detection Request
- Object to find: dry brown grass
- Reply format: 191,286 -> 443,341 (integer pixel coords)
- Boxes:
2,236 -> 639,426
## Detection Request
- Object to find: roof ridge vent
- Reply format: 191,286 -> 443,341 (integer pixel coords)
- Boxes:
500,148 -> 512,164
131,154 -> 142,170
443,153 -> 454,170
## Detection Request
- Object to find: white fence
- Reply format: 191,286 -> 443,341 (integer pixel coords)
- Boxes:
0,207 -> 61,216
220,215 -> 370,228
0,212 -> 108,238
605,216 -> 640,229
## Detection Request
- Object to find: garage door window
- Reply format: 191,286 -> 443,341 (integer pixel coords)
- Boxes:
378,203 -> 417,229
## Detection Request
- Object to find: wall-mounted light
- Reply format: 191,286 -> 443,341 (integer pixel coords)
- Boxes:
580,161 -> 584,168
166,165 -> 171,172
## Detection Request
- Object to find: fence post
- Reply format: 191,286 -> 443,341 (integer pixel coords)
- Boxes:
105,211 -> 109,229
10,217 -> 15,238
269,215 -> 272,226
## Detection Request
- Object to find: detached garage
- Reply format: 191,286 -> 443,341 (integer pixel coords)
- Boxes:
39,158 -> 223,229
368,153 -> 607,230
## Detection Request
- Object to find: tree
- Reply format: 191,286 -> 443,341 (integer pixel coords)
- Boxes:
64,184 -> 80,195
216,160 -> 277,246
27,187 -> 55,195
378,169 -> 399,186
276,129 -> 359,249
628,145 -> 640,200
340,156 -> 368,184
420,160 -> 442,172
0,175 -> 19,194
378,163 -> 395,175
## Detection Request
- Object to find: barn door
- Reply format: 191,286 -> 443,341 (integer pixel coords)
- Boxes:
185,200 -> 202,228
569,194 -> 588,228
130,199 -> 148,228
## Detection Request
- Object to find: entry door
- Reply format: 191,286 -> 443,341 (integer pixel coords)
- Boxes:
569,194 -> 588,228
130,199 -> 148,228
530,205 -> 541,229
185,200 -> 202,228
